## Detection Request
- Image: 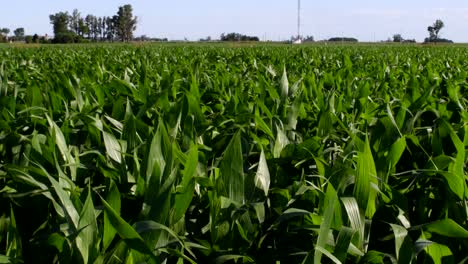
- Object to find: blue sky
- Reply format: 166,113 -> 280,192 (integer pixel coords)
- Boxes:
3,0 -> 468,42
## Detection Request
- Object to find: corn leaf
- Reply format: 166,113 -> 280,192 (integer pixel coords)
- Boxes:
354,135 -> 378,218
220,132 -> 245,204
254,150 -> 270,197
314,184 -> 338,264
103,180 -> 121,251
76,189 -> 98,264
103,131 -> 122,164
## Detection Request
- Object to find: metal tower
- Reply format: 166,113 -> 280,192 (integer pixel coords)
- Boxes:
298,0 -> 301,40
294,0 -> 302,44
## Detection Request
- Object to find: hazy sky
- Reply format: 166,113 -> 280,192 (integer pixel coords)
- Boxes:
3,1 -> 468,42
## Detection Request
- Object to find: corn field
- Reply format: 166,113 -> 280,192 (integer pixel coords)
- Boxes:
0,45 -> 467,263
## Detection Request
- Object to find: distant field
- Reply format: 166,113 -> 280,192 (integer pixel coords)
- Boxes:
0,45 -> 467,263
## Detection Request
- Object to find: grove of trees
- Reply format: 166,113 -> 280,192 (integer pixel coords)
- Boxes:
425,19 -> 453,43
13,28 -> 25,41
328,37 -> 358,42
0,28 -> 10,42
392,34 -> 416,43
49,4 -> 137,43
220,33 -> 259,42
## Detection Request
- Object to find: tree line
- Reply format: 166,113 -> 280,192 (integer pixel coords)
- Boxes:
390,19 -> 451,44
1,4 -> 137,44
0,27 -> 25,42
49,4 -> 137,43
0,15 -> 455,44
220,32 -> 260,42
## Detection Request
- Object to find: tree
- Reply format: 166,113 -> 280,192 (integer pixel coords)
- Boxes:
50,12 -> 70,35
105,16 -> 117,41
328,37 -> 358,42
13,28 -> 25,41
116,4 -> 137,42
427,19 -> 444,41
303,35 -> 314,42
50,11 -> 83,43
32,34 -> 39,43
100,17 -> 106,40
1,28 -> 10,36
97,17 -> 104,40
393,34 -> 403,43
70,9 -> 81,35
25,35 -> 33,43
220,32 -> 259,42
92,16 -> 99,40
78,18 -> 88,37
85,15 -> 95,39
0,28 -> 10,42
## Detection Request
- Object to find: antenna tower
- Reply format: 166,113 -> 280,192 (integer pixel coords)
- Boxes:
297,0 -> 301,40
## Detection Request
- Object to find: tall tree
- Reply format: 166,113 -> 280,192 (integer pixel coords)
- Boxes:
98,17 -> 104,40
427,19 -> 444,41
101,17 -> 106,40
0,28 -> 10,42
92,16 -> 99,40
393,34 -> 403,43
105,16 -> 117,41
49,12 -> 70,35
85,15 -> 95,39
13,28 -> 25,41
70,9 -> 81,35
116,4 -> 137,42
78,18 -> 88,37
0,28 -> 10,36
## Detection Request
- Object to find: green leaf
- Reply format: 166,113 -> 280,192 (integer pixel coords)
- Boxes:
252,203 -> 266,224
280,66 -> 289,100
0,255 -> 11,264
254,150 -> 270,197
334,227 -> 355,262
341,198 -> 364,249
173,145 -> 198,223
146,122 -> 168,187
219,132 -> 245,204
360,251 -> 385,263
76,189 -> 98,264
422,219 -> 468,238
439,172 -> 464,201
6,167 -> 66,218
440,120 -> 466,199
133,221 -> 184,247
273,208 -> 311,227
315,246 -> 342,264
388,224 -> 407,261
414,239 -> 434,255
46,115 -> 71,164
314,184 -> 338,264
100,196 -> 154,257
255,114 -> 274,139
354,135 -> 378,218
103,180 -> 121,251
387,136 -> 406,170
47,233 -> 68,254
6,206 -> 21,260
273,125 -> 289,158
287,87 -> 303,130
103,131 -> 122,164
215,255 -> 254,264
425,243 -> 453,264
47,170 -> 80,229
